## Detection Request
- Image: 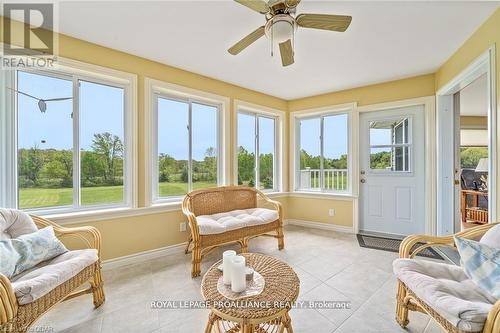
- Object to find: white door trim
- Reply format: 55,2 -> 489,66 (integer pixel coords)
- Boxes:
355,96 -> 436,235
436,46 -> 497,234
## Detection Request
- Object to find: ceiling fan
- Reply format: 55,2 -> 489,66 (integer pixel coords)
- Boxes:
228,0 -> 352,66
7,87 -> 72,113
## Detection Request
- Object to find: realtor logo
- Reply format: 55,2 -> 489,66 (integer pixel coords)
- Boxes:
3,3 -> 54,56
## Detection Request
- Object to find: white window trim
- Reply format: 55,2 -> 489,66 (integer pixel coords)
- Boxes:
0,56 -> 138,215
233,100 -> 285,193
290,102 -> 356,195
144,78 -> 231,205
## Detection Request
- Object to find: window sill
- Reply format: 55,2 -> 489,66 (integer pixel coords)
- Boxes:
289,191 -> 357,201
42,203 -> 183,226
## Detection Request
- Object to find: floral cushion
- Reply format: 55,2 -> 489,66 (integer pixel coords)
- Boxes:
0,226 -> 68,278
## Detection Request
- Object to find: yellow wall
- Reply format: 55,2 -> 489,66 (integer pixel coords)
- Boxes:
286,197 -> 352,227
2,9 -> 499,260
460,116 -> 488,129
287,74 -> 435,111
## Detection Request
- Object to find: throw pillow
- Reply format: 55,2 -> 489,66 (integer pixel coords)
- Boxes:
0,226 -> 68,278
455,236 -> 500,299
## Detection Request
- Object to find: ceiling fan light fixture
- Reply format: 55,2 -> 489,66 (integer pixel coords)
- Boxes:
272,19 -> 293,44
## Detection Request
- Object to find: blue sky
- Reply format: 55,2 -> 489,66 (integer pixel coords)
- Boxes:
300,114 -> 348,159
237,113 -> 275,156
158,98 -> 217,161
17,71 -> 124,151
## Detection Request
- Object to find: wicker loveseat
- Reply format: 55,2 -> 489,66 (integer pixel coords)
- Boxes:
182,186 -> 284,277
394,223 -> 500,333
0,211 -> 105,333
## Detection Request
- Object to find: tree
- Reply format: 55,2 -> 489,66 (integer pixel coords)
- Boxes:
460,147 -> 488,169
19,145 -> 44,185
237,146 -> 255,184
91,132 -> 123,184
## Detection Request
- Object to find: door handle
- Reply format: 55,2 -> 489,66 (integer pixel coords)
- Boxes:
360,179 -> 366,183
454,180 -> 460,185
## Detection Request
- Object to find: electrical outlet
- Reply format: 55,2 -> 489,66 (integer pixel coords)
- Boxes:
179,222 -> 187,232
328,209 -> 335,217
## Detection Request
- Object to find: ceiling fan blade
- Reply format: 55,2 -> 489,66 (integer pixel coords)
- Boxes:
228,26 -> 265,55
285,0 -> 301,8
279,39 -> 294,67
296,14 -> 352,32
44,97 -> 73,102
234,0 -> 269,14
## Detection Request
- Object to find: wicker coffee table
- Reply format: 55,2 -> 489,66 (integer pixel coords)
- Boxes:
201,253 -> 300,333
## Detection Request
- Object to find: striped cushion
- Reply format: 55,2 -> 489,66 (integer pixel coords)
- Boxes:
455,236 -> 500,299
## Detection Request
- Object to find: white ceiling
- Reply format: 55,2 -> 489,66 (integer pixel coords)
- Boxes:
460,73 -> 488,116
52,1 -> 500,100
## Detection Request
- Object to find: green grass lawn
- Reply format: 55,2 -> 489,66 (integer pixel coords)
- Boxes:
19,181 -> 216,209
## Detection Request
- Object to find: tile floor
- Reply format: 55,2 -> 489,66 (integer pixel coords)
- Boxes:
37,225 -> 447,333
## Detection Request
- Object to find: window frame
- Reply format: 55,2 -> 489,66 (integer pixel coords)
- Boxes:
368,116 -> 413,174
0,58 -> 138,215
152,93 -> 223,203
236,110 -> 279,192
234,101 -> 284,193
292,104 -> 353,195
146,79 -> 230,205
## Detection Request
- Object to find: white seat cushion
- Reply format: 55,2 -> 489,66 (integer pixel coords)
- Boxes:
196,208 -> 278,235
393,258 -> 496,332
11,249 -> 98,305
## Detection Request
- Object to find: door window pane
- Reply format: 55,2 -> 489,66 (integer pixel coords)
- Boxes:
79,80 -> 125,205
158,98 -> 189,197
192,103 -> 218,190
323,114 -> 348,191
299,118 -> 321,190
258,117 -> 275,190
369,117 -> 411,172
17,71 -> 73,209
237,113 -> 256,187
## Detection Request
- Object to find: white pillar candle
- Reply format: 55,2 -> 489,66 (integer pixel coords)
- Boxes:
231,256 -> 246,293
222,250 -> 236,285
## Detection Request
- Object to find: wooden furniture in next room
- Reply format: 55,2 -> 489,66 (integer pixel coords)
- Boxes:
461,189 -> 488,225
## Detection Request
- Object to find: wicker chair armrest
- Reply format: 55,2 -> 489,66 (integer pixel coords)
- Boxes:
255,189 -> 283,221
30,215 -> 102,258
182,196 -> 200,238
399,223 -> 497,258
484,299 -> 500,333
0,273 -> 17,325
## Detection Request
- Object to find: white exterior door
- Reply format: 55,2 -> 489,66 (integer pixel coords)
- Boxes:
359,105 -> 425,236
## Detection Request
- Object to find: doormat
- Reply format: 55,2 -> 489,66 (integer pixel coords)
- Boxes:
356,234 -> 444,260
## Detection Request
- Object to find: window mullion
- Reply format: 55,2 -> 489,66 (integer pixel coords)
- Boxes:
255,115 -> 259,189
320,116 -> 325,191
72,77 -> 81,208
188,101 -> 193,192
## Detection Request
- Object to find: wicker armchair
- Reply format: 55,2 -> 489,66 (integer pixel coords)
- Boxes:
396,223 -> 500,333
0,215 -> 105,333
182,186 -> 284,277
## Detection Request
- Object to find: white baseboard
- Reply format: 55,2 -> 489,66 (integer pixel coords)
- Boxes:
285,219 -> 354,233
102,242 -> 187,271
102,220 -> 353,271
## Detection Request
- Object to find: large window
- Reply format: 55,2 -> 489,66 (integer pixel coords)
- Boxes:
297,113 -> 349,192
2,67 -> 133,213
237,111 -> 277,191
155,95 -> 220,200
